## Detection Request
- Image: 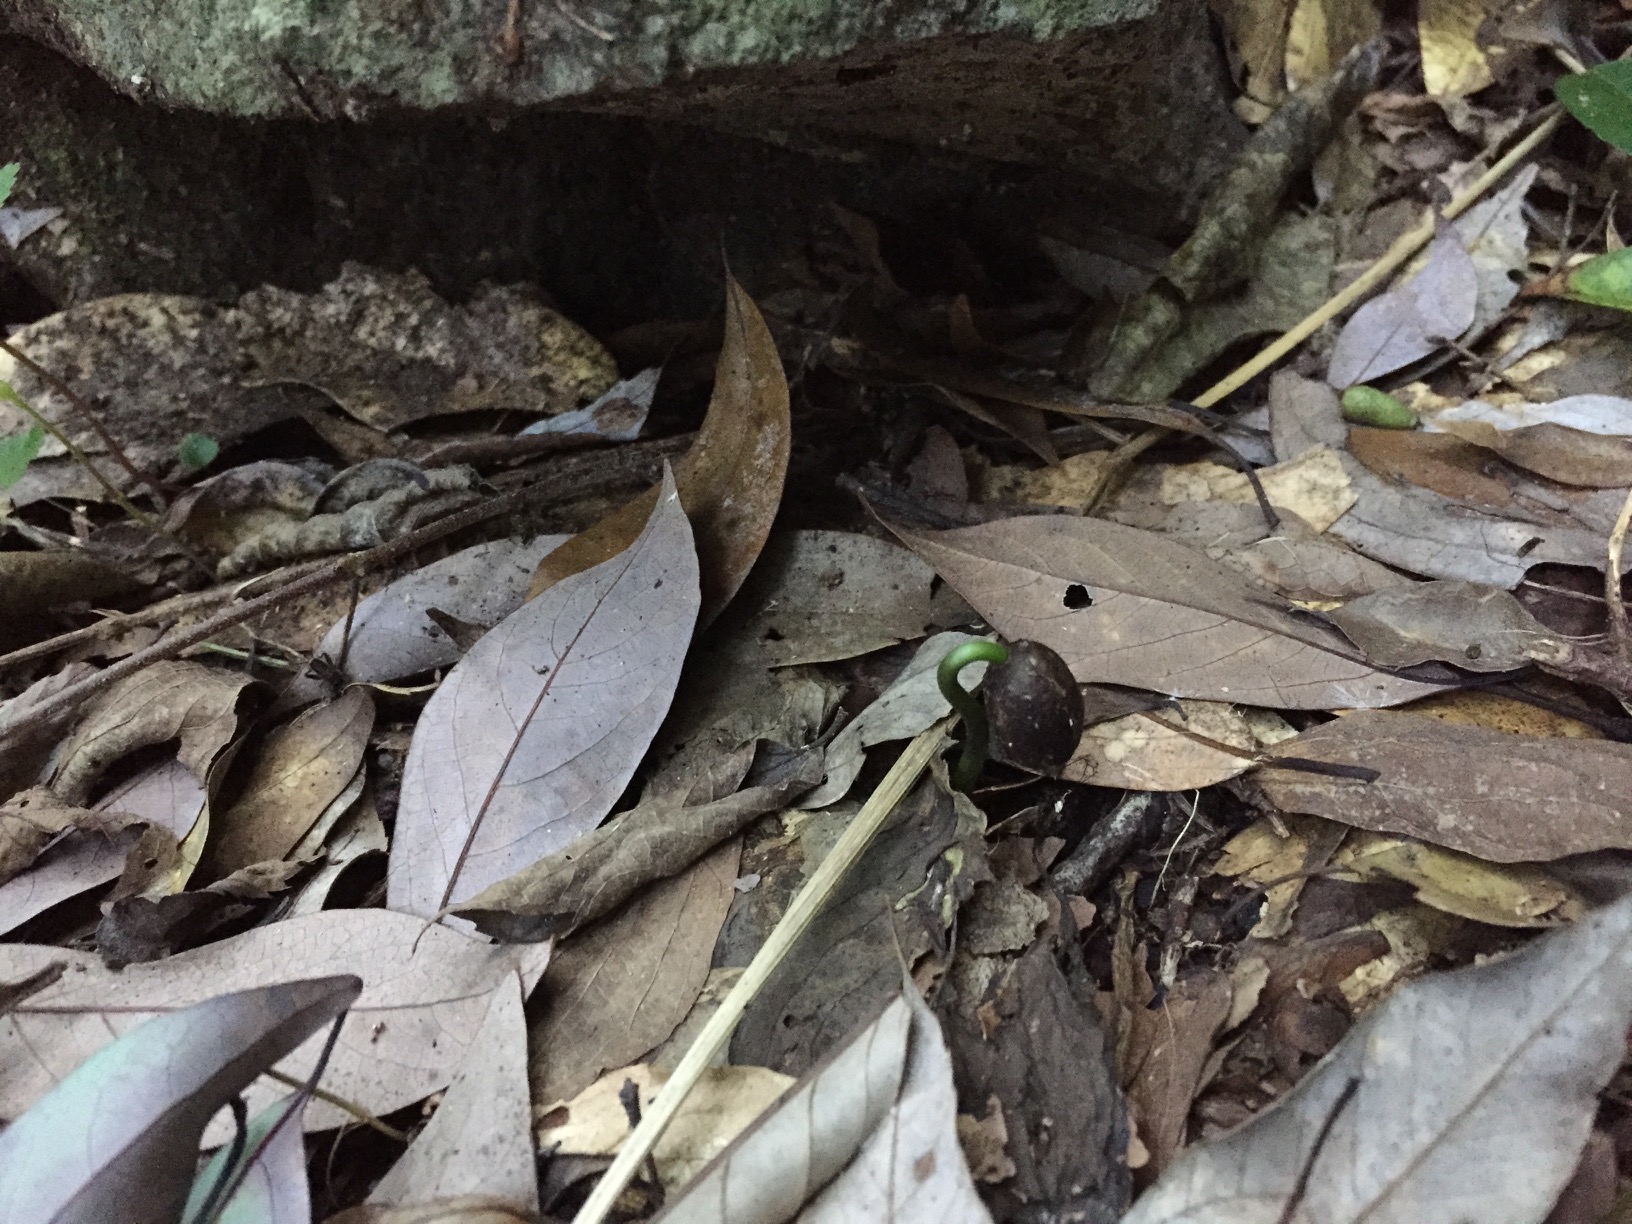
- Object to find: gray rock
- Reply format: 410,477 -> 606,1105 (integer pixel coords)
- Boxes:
0,1 -> 1244,325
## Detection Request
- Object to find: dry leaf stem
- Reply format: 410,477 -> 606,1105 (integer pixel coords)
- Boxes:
262,1068 -> 408,1143
0,475 -> 576,747
571,720 -> 951,1224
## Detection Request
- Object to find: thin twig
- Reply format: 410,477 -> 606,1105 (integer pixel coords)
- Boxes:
262,1067 -> 408,1144
571,722 -> 951,1224
0,562 -> 328,674
0,337 -> 167,508
0,474 -> 571,746
0,382 -> 155,525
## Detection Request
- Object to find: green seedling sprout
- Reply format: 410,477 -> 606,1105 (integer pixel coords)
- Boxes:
937,638 -> 1010,790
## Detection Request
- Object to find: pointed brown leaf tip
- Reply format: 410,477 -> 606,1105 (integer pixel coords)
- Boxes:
526,273 -> 788,627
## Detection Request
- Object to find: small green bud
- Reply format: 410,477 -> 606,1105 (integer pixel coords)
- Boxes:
1341,385 -> 1418,429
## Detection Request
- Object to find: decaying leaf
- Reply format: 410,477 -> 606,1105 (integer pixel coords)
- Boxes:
1327,579 -> 1569,671
1113,500 -> 1410,602
540,1062 -> 794,1194
1331,831 -> 1585,927
0,909 -> 550,1137
660,991 -> 993,1223
730,531 -> 973,668
1257,711 -> 1632,861
1126,891 -> 1632,1224
1272,372 -> 1620,585
50,661 -> 251,805
369,973 -> 537,1215
202,689 -> 373,878
527,275 -> 789,628
735,773 -> 986,1078
1327,229 -> 1478,388
388,469 -> 699,917
800,631 -> 987,809
1066,702 -> 1295,791
885,513 -> 1444,709
0,756 -> 205,938
0,788 -> 138,889
457,748 -> 821,941
1155,444 -> 1355,533
1420,0 -> 1496,98
306,534 -> 571,688
528,838 -> 739,1106
0,976 -> 357,1224
0,664 -> 94,805
1433,417 -> 1632,488
233,263 -> 616,430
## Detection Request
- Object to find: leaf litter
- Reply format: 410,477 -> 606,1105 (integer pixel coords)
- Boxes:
12,38 -> 1632,1223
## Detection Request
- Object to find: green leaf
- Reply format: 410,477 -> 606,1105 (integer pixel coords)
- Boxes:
1559,247 -> 1632,311
1340,385 -> 1418,429
0,163 -> 15,210
0,426 -> 44,489
177,431 -> 220,471
1558,62 -> 1632,156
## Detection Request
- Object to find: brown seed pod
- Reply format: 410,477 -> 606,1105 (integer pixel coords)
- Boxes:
982,639 -> 1083,775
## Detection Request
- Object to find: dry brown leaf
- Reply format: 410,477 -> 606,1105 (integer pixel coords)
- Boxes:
1435,418 -> 1632,488
0,664 -> 94,805
527,275 -> 789,627
1403,690 -> 1602,738
369,972 -> 537,1214
388,470 -> 699,916
202,689 -> 373,878
1345,425 -> 1517,508
1327,579 -> 1568,671
1118,963 -> 1234,1175
0,908 -> 550,1137
1211,0 -> 1297,108
1157,445 -> 1355,532
456,750 -> 820,941
0,551 -> 141,620
885,513 -> 1444,708
1066,702 -> 1295,791
0,788 -> 138,888
1257,711 -> 1632,861
1127,891 -> 1632,1224
50,660 -> 251,804
1113,500 -> 1411,603
729,530 -> 971,668
306,533 -> 570,688
528,837 -> 740,1105
539,1062 -> 794,1192
1332,832 -> 1584,927
1272,372 -> 1618,586
0,756 -> 205,937
234,264 -> 616,430
1213,813 -> 1347,938
1420,0 -> 1495,96
657,991 -> 992,1223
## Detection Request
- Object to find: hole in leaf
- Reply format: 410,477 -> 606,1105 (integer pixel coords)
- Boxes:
1063,583 -> 1093,609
